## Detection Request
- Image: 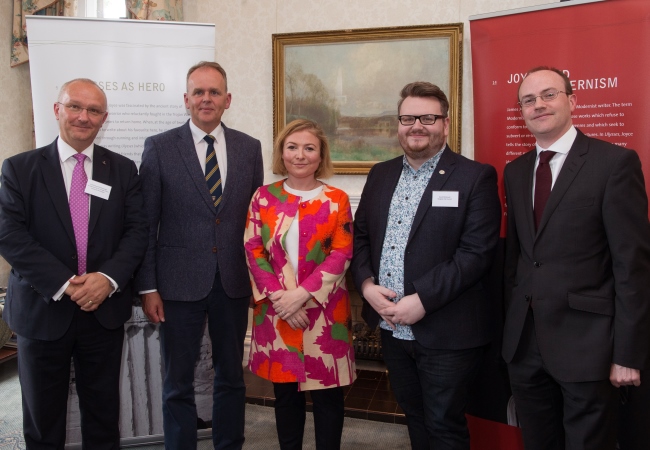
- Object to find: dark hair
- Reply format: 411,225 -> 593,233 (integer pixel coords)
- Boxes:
518,66 -> 573,99
272,119 -> 334,179
398,81 -> 449,116
186,61 -> 228,91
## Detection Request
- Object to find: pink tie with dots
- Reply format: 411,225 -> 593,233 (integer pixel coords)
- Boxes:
69,153 -> 89,275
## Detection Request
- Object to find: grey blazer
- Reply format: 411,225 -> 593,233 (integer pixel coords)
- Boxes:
135,120 -> 264,301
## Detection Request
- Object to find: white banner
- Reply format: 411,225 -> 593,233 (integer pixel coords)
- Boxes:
26,16 -> 215,166
25,16 -> 216,445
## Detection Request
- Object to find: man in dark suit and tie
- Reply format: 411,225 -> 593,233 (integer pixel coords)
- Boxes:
0,78 -> 148,449
136,61 -> 263,449
502,66 -> 650,449
351,81 -> 501,449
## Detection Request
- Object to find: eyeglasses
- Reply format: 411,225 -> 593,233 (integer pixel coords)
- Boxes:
398,114 -> 446,126
518,90 -> 568,108
57,102 -> 106,118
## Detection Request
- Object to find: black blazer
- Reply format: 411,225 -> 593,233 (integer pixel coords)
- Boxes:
351,147 -> 502,349
502,130 -> 650,382
0,140 -> 148,341
134,121 -> 264,301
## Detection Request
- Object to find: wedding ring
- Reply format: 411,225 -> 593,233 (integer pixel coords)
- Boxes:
88,300 -> 93,306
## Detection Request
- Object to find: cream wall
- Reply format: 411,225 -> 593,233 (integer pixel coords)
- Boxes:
0,1 -> 35,286
0,0 -> 557,286
183,0 -> 556,196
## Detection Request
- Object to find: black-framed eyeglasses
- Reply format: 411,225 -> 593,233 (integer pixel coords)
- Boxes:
398,114 -> 446,126
518,90 -> 567,108
57,102 -> 106,118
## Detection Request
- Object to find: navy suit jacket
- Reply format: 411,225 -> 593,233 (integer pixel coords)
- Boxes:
0,140 -> 148,340
351,148 -> 502,349
502,130 -> 650,382
135,120 -> 264,300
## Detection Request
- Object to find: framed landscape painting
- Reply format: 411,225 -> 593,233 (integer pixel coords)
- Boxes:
273,24 -> 463,174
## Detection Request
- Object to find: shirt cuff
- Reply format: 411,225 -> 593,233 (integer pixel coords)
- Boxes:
139,289 -> 157,295
53,278 -> 72,301
98,272 -> 119,296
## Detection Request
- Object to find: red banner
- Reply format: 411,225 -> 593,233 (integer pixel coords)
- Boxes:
471,0 -> 650,237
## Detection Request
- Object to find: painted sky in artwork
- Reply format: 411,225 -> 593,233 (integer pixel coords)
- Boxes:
285,38 -> 450,117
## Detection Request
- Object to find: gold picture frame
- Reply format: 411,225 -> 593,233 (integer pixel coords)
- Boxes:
273,24 -> 463,175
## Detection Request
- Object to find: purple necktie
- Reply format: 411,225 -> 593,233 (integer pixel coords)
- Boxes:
69,153 -> 89,275
534,151 -> 556,230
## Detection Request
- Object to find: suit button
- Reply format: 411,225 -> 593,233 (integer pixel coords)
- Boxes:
215,219 -> 221,225
212,247 -> 218,253
533,262 -> 541,268
72,254 -> 77,260
525,295 -> 531,301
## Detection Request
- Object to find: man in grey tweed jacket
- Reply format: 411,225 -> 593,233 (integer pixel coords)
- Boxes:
136,61 -> 263,450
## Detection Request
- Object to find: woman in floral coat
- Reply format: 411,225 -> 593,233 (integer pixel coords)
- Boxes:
244,119 -> 355,449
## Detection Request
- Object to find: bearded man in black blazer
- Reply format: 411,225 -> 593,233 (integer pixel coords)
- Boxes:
136,61 -> 263,450
502,67 -> 650,450
0,78 -> 148,449
352,82 -> 501,449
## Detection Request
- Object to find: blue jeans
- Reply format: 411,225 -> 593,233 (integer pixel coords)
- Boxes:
381,329 -> 487,450
160,272 -> 249,450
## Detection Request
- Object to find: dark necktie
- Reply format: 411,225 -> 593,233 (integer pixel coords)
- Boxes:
69,153 -> 89,274
203,134 -> 223,208
534,151 -> 556,230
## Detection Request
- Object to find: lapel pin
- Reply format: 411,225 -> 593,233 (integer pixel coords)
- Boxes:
439,169 -> 445,175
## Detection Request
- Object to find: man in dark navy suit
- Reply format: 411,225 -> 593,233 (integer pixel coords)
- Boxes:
352,81 -> 501,449
0,78 -> 148,449
502,67 -> 650,450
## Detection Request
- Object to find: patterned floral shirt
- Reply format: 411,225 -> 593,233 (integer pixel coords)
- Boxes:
379,150 -> 444,340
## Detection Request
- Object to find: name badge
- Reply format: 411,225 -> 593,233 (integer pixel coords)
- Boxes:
432,191 -> 458,207
85,180 -> 112,200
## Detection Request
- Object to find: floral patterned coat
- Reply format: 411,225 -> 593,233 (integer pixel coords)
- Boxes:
244,181 -> 356,391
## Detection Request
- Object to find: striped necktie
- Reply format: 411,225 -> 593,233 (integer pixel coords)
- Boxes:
203,134 -> 222,208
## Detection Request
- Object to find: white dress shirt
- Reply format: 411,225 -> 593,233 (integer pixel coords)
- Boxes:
188,120 -> 228,190
532,125 -> 577,205
53,137 -> 117,300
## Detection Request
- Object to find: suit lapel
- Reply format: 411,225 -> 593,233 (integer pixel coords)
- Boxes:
221,124 -> 238,211
408,146 -> 455,243
176,122 -> 216,214
520,150 -> 537,240
536,132 -> 588,236
38,141 -> 76,245
88,145 -> 109,236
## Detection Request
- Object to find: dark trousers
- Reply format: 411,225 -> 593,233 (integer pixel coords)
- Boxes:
160,272 -> 249,450
381,329 -> 486,450
508,309 -> 618,450
273,382 -> 345,450
17,307 -> 124,450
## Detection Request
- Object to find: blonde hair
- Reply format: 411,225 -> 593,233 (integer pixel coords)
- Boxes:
272,119 -> 334,179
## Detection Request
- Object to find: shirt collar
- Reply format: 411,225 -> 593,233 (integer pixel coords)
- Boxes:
402,145 -> 446,173
536,125 -> 577,156
57,136 -> 94,163
189,120 -> 224,145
